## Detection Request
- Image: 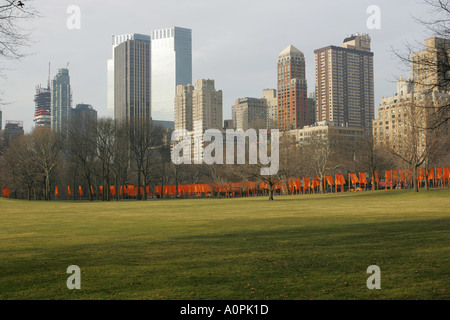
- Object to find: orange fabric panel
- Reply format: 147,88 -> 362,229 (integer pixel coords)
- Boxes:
302,177 -> 310,189
428,168 -> 435,180
359,172 -> 367,184
325,175 -> 333,186
335,174 -> 345,185
385,170 -> 392,183
418,168 -> 425,180
1,188 -> 10,197
392,170 -> 398,182
444,167 -> 450,179
399,170 -> 406,182
436,167 -> 443,179
349,173 -> 359,184
312,177 -> 320,188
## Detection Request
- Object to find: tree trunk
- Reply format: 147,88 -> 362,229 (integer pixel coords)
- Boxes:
412,166 -> 419,192
268,182 -> 274,201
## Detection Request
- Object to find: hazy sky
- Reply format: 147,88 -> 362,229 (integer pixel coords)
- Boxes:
0,0 -> 436,132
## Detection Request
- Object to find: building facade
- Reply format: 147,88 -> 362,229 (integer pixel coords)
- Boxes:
285,120 -> 364,144
174,79 -> 222,163
107,33 -> 151,119
34,85 -> 51,129
373,77 -> 450,154
114,38 -> 151,127
277,45 -> 308,131
412,37 -> 450,94
151,27 -> 192,122
71,104 -> 97,131
263,89 -> 277,129
1,121 -> 24,147
174,84 -> 194,131
192,79 -> 223,132
51,68 -> 72,136
232,97 -> 268,131
314,33 -> 374,133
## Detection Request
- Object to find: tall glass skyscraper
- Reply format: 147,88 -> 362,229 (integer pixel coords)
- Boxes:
107,33 -> 151,119
151,26 -> 192,121
114,38 -> 151,127
51,68 -> 72,135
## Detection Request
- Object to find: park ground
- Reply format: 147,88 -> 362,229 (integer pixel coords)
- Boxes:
0,188 -> 449,300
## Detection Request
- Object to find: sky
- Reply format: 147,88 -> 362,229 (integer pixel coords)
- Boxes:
0,0 -> 436,132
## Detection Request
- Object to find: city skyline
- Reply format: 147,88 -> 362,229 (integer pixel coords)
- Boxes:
0,1 -> 434,132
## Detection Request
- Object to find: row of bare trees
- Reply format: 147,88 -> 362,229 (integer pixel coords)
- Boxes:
0,119 -> 173,200
0,118 -> 397,201
1,118 -> 448,201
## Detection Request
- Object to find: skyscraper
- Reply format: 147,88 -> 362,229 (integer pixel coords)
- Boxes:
232,97 -> 268,131
151,26 -> 192,121
412,37 -> 450,93
192,79 -> 222,131
174,79 -> 222,163
174,84 -> 194,131
34,85 -> 51,129
114,37 -> 151,127
71,103 -> 98,132
51,68 -> 72,135
107,33 -> 151,119
314,33 -> 374,132
263,89 -> 277,129
277,45 -> 308,131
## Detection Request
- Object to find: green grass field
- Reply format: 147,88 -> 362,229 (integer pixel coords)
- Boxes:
0,189 -> 449,300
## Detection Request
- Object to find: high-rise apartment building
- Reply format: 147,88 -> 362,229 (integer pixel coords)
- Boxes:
174,84 -> 194,131
277,45 -> 308,131
192,79 -> 223,131
263,89 -> 277,129
34,85 -> 51,129
412,37 -> 450,93
114,38 -> 151,127
71,104 -> 97,131
232,97 -> 268,131
175,79 -> 222,131
151,27 -> 192,121
314,33 -> 374,133
107,33 -> 151,119
373,77 -> 450,154
2,121 -> 24,147
307,94 -> 316,126
174,79 -> 222,163
51,68 -> 72,135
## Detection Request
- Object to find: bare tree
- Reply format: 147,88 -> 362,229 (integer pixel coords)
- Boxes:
352,135 -> 394,190
0,0 -> 37,60
111,122 -> 129,201
382,92 -> 447,191
2,134 -> 38,199
67,119 -> 98,201
392,0 -> 450,128
127,120 -> 161,200
28,128 -> 62,200
96,118 -> 115,201
301,133 -> 341,194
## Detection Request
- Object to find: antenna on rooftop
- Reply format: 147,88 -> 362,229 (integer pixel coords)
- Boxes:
47,62 -> 51,90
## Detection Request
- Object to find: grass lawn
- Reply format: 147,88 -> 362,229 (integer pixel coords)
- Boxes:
0,188 -> 449,300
